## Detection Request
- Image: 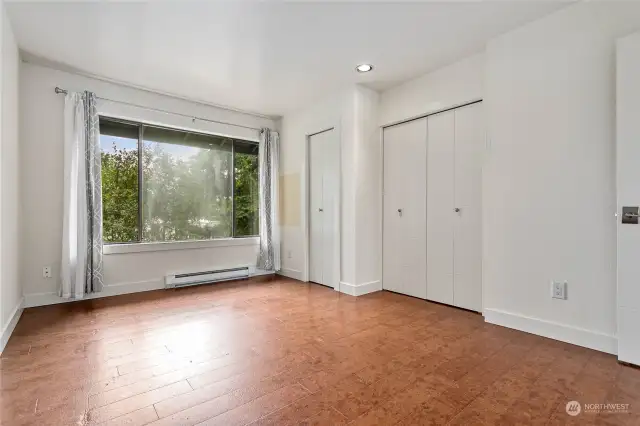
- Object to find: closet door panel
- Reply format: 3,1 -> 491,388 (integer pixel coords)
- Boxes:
453,103 -> 484,312
321,129 -> 340,288
426,111 -> 455,306
383,125 -> 404,294
308,133 -> 325,284
383,119 -> 427,299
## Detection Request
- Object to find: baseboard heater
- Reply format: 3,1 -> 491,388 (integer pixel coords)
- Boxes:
165,266 -> 252,289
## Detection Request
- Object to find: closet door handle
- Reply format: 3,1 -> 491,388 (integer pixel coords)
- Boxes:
318,208 -> 324,212
454,208 -> 461,213
397,208 -> 403,216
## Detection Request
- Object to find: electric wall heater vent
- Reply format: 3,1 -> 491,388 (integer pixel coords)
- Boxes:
165,266 -> 251,289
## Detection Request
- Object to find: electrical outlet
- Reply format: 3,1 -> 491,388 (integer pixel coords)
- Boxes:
552,281 -> 567,300
43,266 -> 52,278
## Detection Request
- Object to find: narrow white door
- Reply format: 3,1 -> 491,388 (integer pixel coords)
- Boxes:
616,33 -> 640,365
453,103 -> 484,312
309,129 -> 338,288
426,110 -> 455,305
383,119 -> 428,299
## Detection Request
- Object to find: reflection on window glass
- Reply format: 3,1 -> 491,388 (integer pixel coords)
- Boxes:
234,141 -> 259,237
142,126 -> 233,242
100,120 -> 139,243
99,117 -> 260,244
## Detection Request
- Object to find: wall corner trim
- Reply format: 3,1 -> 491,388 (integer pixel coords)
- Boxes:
277,268 -> 304,281
339,280 -> 382,297
1,297 -> 25,354
484,308 -> 617,355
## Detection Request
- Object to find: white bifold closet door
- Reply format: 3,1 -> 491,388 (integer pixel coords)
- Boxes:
382,102 -> 483,312
426,102 -> 484,312
383,118 -> 427,299
309,129 -> 339,288
452,103 -> 484,311
426,110 -> 455,305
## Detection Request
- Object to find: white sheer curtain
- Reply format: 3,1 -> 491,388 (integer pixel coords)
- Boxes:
61,91 -> 103,299
257,128 -> 281,271
61,93 -> 87,298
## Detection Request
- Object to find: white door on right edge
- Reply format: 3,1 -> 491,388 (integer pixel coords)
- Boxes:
616,32 -> 640,366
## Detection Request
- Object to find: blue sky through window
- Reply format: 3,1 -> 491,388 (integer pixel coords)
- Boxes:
100,134 -> 203,161
100,134 -> 136,152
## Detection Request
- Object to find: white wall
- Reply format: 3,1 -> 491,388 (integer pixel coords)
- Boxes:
0,2 -> 21,351
353,87 -> 381,288
483,1 -> 640,354
279,87 -> 352,282
19,61 -> 275,305
379,52 -> 484,127
279,84 -> 381,294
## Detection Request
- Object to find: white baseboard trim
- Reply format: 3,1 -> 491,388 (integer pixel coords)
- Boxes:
484,308 -> 617,355
24,271 -> 275,309
252,269 -> 276,277
277,268 -> 303,281
24,279 -> 165,308
339,280 -> 382,297
1,297 -> 25,354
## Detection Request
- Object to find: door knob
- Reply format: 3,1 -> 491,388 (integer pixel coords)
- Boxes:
397,208 -> 403,216
454,208 -> 461,213
318,208 -> 324,212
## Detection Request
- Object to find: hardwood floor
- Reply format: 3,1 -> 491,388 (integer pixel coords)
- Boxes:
1,277 -> 638,425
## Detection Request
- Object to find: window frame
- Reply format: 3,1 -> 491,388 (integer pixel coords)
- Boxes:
99,115 -> 260,246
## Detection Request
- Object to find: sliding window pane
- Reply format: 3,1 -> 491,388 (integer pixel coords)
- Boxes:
142,126 -> 233,241
100,119 -> 140,243
234,141 -> 259,237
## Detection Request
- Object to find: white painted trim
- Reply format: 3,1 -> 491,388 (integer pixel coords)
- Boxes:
484,308 -> 617,355
251,269 -> 275,278
380,98 -> 484,128
1,297 -> 24,354
24,279 -> 164,308
303,124 -> 342,291
24,270 -> 274,308
339,280 -> 382,297
104,237 -> 259,255
277,268 -> 303,281
378,126 -> 385,294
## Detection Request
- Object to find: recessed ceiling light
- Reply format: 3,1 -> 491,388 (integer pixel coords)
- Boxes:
356,64 -> 373,73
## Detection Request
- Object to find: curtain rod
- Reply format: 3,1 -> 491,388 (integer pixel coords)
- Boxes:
54,86 -> 264,132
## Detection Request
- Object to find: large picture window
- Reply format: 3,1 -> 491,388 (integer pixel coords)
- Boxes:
100,117 -> 259,244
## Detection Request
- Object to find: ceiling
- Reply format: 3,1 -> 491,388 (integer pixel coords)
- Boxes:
6,1 -> 567,117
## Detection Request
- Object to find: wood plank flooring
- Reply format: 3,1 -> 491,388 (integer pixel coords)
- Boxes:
1,277 -> 638,425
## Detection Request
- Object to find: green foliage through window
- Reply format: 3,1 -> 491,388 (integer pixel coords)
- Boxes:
100,118 -> 259,244
234,145 -> 259,237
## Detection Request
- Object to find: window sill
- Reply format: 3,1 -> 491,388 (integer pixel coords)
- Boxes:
103,237 -> 260,255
